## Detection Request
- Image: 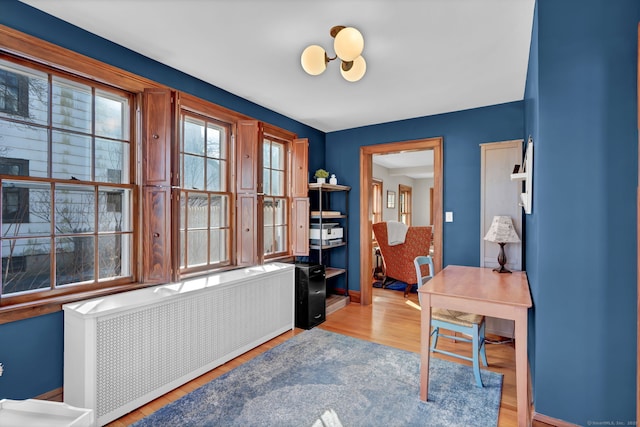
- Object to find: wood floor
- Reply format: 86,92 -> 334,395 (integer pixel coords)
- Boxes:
97,287 -> 523,426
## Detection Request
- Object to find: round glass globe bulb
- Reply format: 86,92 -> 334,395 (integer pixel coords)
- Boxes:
301,45 -> 327,75
341,56 -> 366,82
334,27 -> 364,62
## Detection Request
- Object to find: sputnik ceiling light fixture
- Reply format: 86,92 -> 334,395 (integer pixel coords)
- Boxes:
301,26 -> 366,82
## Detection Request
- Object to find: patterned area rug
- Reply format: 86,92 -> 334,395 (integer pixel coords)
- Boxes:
133,329 -> 502,427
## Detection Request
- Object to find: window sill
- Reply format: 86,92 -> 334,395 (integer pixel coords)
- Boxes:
0,282 -> 159,325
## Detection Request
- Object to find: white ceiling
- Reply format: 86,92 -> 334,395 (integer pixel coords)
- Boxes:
20,0 -> 535,133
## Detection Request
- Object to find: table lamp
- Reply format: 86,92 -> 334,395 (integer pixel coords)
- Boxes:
483,215 -> 520,273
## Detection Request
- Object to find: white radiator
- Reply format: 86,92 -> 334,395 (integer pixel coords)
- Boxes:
63,263 -> 295,426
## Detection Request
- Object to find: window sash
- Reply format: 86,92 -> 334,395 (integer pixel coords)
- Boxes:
0,56 -> 134,299
262,137 -> 289,258
178,111 -> 232,274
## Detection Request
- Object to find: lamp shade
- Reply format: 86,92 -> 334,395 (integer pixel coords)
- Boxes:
333,27 -> 364,61
483,216 -> 520,243
340,56 -> 366,82
301,45 -> 327,75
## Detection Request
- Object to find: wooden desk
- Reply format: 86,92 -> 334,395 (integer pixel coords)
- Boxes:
418,265 -> 532,427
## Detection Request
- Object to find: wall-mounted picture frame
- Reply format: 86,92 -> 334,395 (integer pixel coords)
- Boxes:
387,190 -> 396,209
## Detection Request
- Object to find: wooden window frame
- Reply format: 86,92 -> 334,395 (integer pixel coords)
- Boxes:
178,109 -> 233,275
0,25 -> 164,322
0,25 -> 309,323
262,136 -> 290,259
0,47 -> 137,317
372,178 -> 383,241
398,184 -> 412,226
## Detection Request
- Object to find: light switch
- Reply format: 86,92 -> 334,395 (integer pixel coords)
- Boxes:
445,211 -> 453,222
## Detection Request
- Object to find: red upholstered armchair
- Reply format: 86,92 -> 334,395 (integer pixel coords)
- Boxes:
372,222 -> 432,297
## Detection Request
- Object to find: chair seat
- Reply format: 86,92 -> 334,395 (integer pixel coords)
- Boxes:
432,308 -> 484,328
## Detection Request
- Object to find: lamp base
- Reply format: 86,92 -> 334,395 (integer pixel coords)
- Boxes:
492,265 -> 512,274
493,242 -> 512,273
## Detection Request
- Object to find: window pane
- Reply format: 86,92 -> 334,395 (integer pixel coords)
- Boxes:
98,188 -> 131,232
206,159 -> 224,191
209,229 -> 227,264
2,182 -> 51,237
263,168 -> 271,194
272,170 -> 284,196
179,192 -> 187,230
263,226 -> 274,255
1,237 -> 51,294
271,142 -> 284,170
206,124 -> 224,158
179,230 -> 186,268
210,195 -> 227,228
263,198 -> 274,226
55,185 -> 95,233
0,59 -> 48,125
95,91 -> 129,140
0,122 -> 48,178
187,193 -> 208,229
52,77 -> 92,133
183,117 -> 204,155
56,235 -> 95,285
274,198 -> 286,225
186,230 -> 207,267
95,138 -> 129,183
98,233 -> 131,280
263,141 -> 270,169
274,225 -> 286,253
52,131 -> 92,181
183,154 -> 204,190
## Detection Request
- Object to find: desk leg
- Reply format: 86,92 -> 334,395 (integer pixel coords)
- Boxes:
515,308 -> 530,426
420,294 -> 432,401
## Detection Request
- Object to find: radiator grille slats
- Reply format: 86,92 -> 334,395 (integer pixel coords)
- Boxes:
65,265 -> 294,425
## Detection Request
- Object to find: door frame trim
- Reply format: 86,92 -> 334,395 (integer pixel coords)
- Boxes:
359,137 -> 443,305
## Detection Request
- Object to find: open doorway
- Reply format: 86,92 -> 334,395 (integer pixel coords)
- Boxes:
359,137 -> 443,306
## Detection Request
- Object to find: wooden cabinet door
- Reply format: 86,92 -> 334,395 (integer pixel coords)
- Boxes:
142,187 -> 172,282
291,197 -> 309,256
291,138 -> 309,256
236,120 -> 260,265
237,193 -> 257,266
141,88 -> 174,283
237,120 -> 260,193
143,88 -> 173,186
291,138 -> 309,198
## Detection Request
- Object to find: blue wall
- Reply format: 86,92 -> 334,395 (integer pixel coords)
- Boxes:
0,0 -> 325,399
2,1 -> 639,423
325,102 -> 524,291
525,0 -> 638,423
0,312 -> 63,399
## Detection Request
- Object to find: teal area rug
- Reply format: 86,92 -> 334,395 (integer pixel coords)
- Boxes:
133,328 -> 502,427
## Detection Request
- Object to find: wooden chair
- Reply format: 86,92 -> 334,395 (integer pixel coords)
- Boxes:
413,255 -> 488,387
372,222 -> 431,297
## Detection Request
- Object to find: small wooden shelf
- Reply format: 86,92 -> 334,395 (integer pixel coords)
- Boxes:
310,214 -> 347,219
325,267 -> 346,279
309,242 -> 347,251
308,183 -> 351,192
